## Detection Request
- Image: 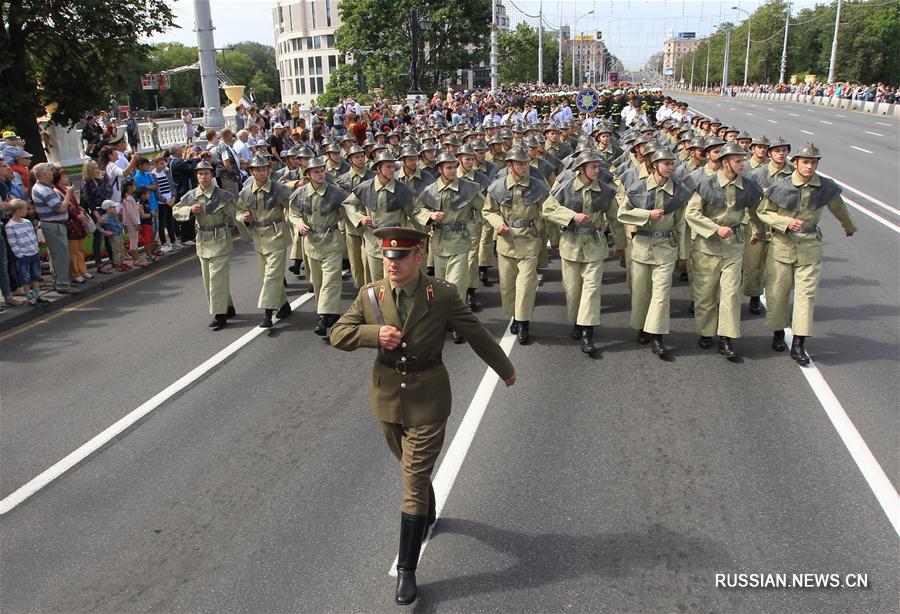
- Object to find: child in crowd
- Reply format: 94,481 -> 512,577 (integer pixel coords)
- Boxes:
135,187 -> 156,262
99,199 -> 129,271
152,154 -> 179,252
120,178 -> 148,267
134,157 -> 162,256
4,199 -> 48,307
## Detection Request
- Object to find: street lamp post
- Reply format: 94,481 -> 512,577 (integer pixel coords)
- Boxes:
722,26 -> 732,95
704,39 -> 710,91
827,0 -> 842,83
571,9 -> 594,86
779,2 -> 790,84
408,7 -> 433,96
732,6 -> 751,87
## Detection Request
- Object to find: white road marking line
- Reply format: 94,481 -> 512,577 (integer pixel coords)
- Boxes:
790,113 -> 799,117
768,119 -> 778,124
745,112 -> 753,116
842,196 -> 900,233
759,296 -> 900,538
767,108 -> 776,111
864,131 -> 883,137
834,114 -> 846,118
800,130 -> 815,135
807,109 -> 816,112
850,145 -> 873,154
388,323 -> 518,576
749,104 -> 758,107
820,120 -> 833,125
816,171 -> 900,219
730,107 -> 737,111
0,278 -> 335,516
876,122 -> 891,126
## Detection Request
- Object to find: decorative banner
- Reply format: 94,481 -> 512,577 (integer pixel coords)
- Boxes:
576,89 -> 600,113
609,72 -> 619,83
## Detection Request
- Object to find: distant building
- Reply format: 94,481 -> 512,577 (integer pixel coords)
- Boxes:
565,35 -> 608,86
663,33 -> 699,77
273,0 -> 342,107
458,0 -> 510,90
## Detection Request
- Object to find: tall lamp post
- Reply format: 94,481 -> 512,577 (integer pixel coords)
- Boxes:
408,7 -> 434,97
732,6 -> 751,87
571,9 -> 594,86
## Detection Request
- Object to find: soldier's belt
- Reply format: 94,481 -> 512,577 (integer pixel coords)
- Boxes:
635,229 -> 672,238
377,353 -> 443,375
247,217 -> 284,228
792,224 -> 820,235
505,219 -> 535,228
562,225 -> 601,235
435,223 -> 468,232
198,223 -> 226,232
308,223 -> 339,234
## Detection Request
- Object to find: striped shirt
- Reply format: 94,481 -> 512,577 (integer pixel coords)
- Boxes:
5,218 -> 40,257
153,170 -> 173,202
31,181 -> 68,222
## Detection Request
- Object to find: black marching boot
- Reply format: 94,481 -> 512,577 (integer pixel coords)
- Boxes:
276,301 -> 292,319
637,330 -> 652,345
509,319 -> 519,334
650,334 -> 669,358
260,309 -> 274,328
450,328 -> 465,344
698,335 -> 712,350
465,288 -> 480,312
395,513 -> 427,605
688,301 -> 695,314
718,336 -> 738,360
313,314 -> 327,336
288,259 -> 302,275
571,324 -> 583,340
748,296 -> 762,315
772,330 -> 787,352
479,266 -> 492,287
791,335 -> 811,366
580,326 -> 596,354
516,321 -> 530,345
208,314 -> 227,330
225,304 -> 236,319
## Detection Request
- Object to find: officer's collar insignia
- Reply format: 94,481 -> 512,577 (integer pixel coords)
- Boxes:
425,284 -> 434,301
378,285 -> 385,301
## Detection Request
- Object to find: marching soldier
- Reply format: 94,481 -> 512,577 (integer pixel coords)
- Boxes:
324,142 -> 350,179
757,143 -> 856,365
418,142 -> 438,177
342,151 -> 421,283
482,147 -> 551,345
617,148 -> 692,358
542,151 -> 625,353
685,141 -> 764,360
456,144 -> 491,311
543,124 -> 573,160
747,135 -> 769,169
396,146 -> 435,195
288,156 -> 349,336
330,227 -> 516,606
271,147 -> 301,185
336,144 -> 375,288
172,160 -> 239,330
236,153 -> 294,328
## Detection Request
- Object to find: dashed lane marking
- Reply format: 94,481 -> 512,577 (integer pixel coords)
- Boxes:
800,130 -> 815,135
864,131 -> 883,137
850,145 -> 873,154
768,119 -> 778,124
820,120 -> 833,125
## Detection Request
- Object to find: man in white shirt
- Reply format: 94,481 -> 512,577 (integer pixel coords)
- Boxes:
558,100 -> 574,124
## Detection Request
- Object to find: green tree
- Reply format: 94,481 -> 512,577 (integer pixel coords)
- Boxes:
319,63 -> 371,108
0,0 -> 175,162
249,71 -> 275,104
335,0 -> 491,97
497,23 -> 561,85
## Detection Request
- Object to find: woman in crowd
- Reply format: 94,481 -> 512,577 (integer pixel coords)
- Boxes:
79,159 -> 115,274
51,167 -> 91,284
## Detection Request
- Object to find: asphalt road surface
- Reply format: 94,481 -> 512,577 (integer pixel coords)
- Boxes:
1,119 -> 898,613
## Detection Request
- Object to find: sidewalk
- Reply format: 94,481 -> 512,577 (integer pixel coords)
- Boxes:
0,244 -> 196,335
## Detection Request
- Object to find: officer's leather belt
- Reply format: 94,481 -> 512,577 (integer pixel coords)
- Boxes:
435,223 -> 468,232
198,223 -> 226,232
505,219 -> 535,228
792,224 -> 820,235
308,223 -> 339,234
635,229 -> 672,238
563,225 -> 601,235
247,217 -> 284,228
377,353 -> 443,375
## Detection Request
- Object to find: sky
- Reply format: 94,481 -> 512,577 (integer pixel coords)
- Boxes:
148,0 -> 825,71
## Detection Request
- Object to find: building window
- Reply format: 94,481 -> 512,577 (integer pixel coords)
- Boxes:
325,0 -> 332,27
311,1 -> 317,29
326,34 -> 335,48
308,57 -> 315,75
309,78 -> 317,94
328,55 -> 337,73
314,35 -> 321,49
296,78 -> 305,95
315,56 -> 323,74
288,79 -> 294,95
316,77 -> 324,93
307,36 -> 313,49
294,57 -> 303,76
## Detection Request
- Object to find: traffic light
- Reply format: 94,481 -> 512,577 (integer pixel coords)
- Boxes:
596,31 -> 602,40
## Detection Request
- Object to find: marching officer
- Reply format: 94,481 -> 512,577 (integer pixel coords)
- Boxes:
336,144 -> 375,288
414,152 -> 485,343
342,151 -> 422,282
235,152 -> 294,328
617,148 -> 692,358
288,156 -> 349,336
685,141 -> 764,360
542,151 -> 625,353
756,143 -> 857,365
172,160 -> 239,330
482,146 -> 551,345
330,227 -> 515,606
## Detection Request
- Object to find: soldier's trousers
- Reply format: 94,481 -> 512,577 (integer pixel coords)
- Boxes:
691,250 -> 742,338
630,259 -> 676,334
307,251 -> 343,315
741,238 -> 770,297
478,221 -> 495,267
366,253 -> 385,282
537,226 -> 550,268
200,254 -> 233,316
434,252 -> 469,302
764,256 -> 821,337
379,419 -> 447,516
256,249 -> 288,309
497,252 -> 538,321
623,235 -> 634,290
344,230 -> 367,288
562,258 -> 604,326
466,239 -> 480,290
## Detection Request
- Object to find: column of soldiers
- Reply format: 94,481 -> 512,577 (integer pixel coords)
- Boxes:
172,97 -> 855,366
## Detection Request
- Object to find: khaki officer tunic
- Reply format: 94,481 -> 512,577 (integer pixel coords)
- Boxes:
742,160 -> 793,298
618,175 -> 690,334
543,175 -> 625,327
337,166 -> 375,288
685,171 -> 763,338
342,178 -> 421,283
288,181 -> 348,315
172,184 -> 238,316
757,171 -> 857,336
330,273 -> 515,515
482,172 -> 550,322
235,178 -> 292,310
414,178 -> 484,301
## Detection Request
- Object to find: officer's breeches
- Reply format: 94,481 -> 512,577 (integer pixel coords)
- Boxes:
691,250 -> 742,338
344,229 -> 366,288
764,256 -> 822,337
200,254 -> 232,316
308,252 -> 343,314
562,258 -> 604,326
478,221 -> 495,267
742,239 -> 769,297
434,252 -> 468,301
256,249 -> 288,309
379,420 -> 447,516
497,252 -> 538,321
630,259 -> 676,334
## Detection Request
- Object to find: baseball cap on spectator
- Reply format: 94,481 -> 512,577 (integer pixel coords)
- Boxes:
2,131 -> 19,139
101,199 -> 118,211
272,123 -> 284,130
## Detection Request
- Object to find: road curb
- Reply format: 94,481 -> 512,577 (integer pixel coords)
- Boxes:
0,247 -> 196,335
